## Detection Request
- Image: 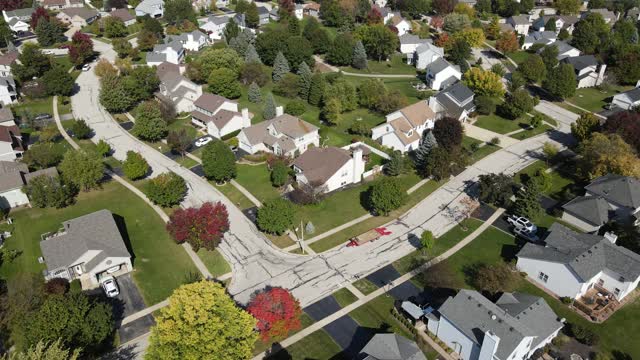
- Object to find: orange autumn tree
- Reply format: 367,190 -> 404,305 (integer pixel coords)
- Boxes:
247,287 -> 302,341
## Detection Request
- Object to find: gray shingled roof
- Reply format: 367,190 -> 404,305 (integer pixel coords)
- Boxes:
360,333 -> 427,360
562,55 -> 598,71
562,195 -> 610,227
585,174 -> 640,208
0,108 -> 14,123
441,81 -> 474,104
399,33 -> 423,45
4,8 -> 34,19
618,87 -> 640,102
0,161 -> 28,192
425,57 -> 452,75
517,223 -> 640,281
509,15 -> 530,25
438,290 -> 561,360
40,210 -> 130,272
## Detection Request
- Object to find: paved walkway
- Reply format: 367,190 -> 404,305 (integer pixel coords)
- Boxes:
313,55 -> 417,78
563,101 -> 606,119
534,100 -> 580,132
464,123 -> 520,147
253,208 -> 505,360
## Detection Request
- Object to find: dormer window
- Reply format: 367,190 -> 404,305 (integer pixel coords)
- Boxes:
407,130 -> 413,137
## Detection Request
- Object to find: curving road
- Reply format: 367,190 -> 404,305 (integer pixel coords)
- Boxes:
77,41 -> 576,310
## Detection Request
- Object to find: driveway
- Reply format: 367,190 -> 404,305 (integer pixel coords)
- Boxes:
304,295 -> 342,321
534,100 -> 580,132
322,315 -> 371,358
114,274 -> 147,319
118,314 -> 155,345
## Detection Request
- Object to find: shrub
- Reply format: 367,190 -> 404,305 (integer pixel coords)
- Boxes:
270,160 -> 289,187
122,151 -> 149,180
145,172 -> 187,207
71,119 -> 91,139
44,278 -> 69,295
490,137 -> 500,145
256,198 -> 295,235
560,296 -> 573,304
368,177 -> 407,216
570,324 -> 599,345
284,100 -> 306,116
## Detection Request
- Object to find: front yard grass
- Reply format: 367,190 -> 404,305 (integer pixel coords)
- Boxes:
213,182 -> 256,210
0,181 -> 198,305
565,85 -> 633,113
333,287 -> 359,307
474,114 -> 530,134
514,160 -> 580,200
255,313 -> 317,356
509,124 -> 552,140
462,136 -> 500,162
353,278 -> 379,295
339,54 -> 417,75
196,248 -> 231,278
505,50 -> 531,64
268,329 -> 344,360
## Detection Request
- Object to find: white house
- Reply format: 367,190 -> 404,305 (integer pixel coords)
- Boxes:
292,146 -> 365,193
584,8 -> 617,24
303,2 -> 320,18
156,62 -> 203,113
517,223 -> 640,302
2,9 -> 32,33
390,13 -> 411,36
415,42 -> 444,70
109,8 -> 136,27
200,15 -> 230,40
237,112 -> 320,157
428,81 -> 476,121
426,290 -> 563,360
42,0 -> 84,10
0,76 -> 18,106
506,15 -> 531,35
424,58 -> 461,91
0,110 -> 22,161
257,5 -> 270,25
374,5 -> 394,24
56,8 -> 99,28
612,85 -> 640,110
399,34 -> 426,58
537,41 -> 580,60
146,39 -> 185,65
562,55 -> 606,88
522,31 -> 557,50
135,0 -> 164,18
371,101 -> 436,153
0,51 -> 18,77
40,210 -> 134,289
532,15 -> 579,34
294,4 -> 304,20
166,30 -> 208,52
358,334 -> 426,360
0,161 -> 57,208
191,93 -> 251,138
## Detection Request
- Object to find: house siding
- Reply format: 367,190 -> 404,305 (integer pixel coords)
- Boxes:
0,188 -> 29,208
436,316 -> 481,360
516,257 -> 584,298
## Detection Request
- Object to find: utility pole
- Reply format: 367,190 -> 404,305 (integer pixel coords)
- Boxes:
299,220 -> 305,255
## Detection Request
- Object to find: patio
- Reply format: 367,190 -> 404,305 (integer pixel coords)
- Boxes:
573,285 -> 619,322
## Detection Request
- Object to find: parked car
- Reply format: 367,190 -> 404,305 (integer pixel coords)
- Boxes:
82,64 -> 91,72
513,227 -> 540,242
195,136 -> 213,147
34,113 -> 52,121
507,215 -> 537,233
101,276 -> 120,298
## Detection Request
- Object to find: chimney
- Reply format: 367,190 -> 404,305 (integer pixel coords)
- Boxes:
478,331 -> 500,360
275,106 -> 284,117
604,232 -> 618,244
352,146 -> 364,183
597,64 -> 606,86
241,108 -> 250,128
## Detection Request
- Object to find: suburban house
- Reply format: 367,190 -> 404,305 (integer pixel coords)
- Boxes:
135,0 -> 164,18
292,146 -> 365,193
371,100 -> 436,153
269,8 -> 279,22
374,5 -> 394,24
0,161 -> 58,208
2,9 -> 32,33
537,41 -> 580,60
303,2 -> 320,18
611,84 -> 640,110
146,38 -> 185,66
358,334 -> 427,360
42,0 -> 84,10
428,82 -> 475,121
424,58 -> 461,90
294,4 -> 304,20
109,8 -> 136,26
0,76 -> 18,106
399,34 -> 427,58
200,15 -> 230,40
40,210 -> 133,289
191,93 -> 251,138
561,174 -> 640,232
414,42 -> 444,70
584,8 -> 617,23
561,55 -> 606,88
390,14 -> 411,36
166,30 -> 208,52
0,51 -> 18,77
426,290 -> 563,360
155,62 -> 203,113
237,112 -> 320,156
56,8 -> 99,27
507,15 -> 531,35
0,120 -> 23,161
532,15 -> 579,34
517,223 -> 640,301
626,7 -> 640,21
0,108 -> 15,126
257,5 -> 270,25
522,31 -> 557,49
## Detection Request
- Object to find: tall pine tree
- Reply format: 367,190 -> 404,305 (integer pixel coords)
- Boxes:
297,62 -> 312,100
352,40 -> 368,70
248,82 -> 262,103
245,43 -> 262,63
263,93 -> 277,120
272,51 -> 290,82
307,72 -> 325,105
414,130 -> 437,169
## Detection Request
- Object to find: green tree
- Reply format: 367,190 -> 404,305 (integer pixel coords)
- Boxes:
99,74 -> 135,112
132,101 -> 167,141
146,281 -> 257,360
244,43 -> 262,64
449,38 -> 471,70
433,116 -> 463,151
257,198 -> 295,234
321,97 -> 342,125
577,133 -> 640,180
571,113 -> 601,142
518,54 -> 546,83
443,13 -> 471,33
308,73 -> 325,105
240,62 -> 268,86
248,82 -> 262,103
354,24 -> 399,61
35,19 -> 64,47
0,17 -> 14,48
553,0 -> 581,14
70,119 -> 91,139
326,32 -> 355,66
23,142 -> 64,169
368,177 -> 407,215
499,89 -> 535,119
146,172 -> 187,207
123,151 -> 149,180
245,1 -> 260,28
223,18 -> 240,43
287,15 -> 300,35
42,67 -> 74,96
420,230 -> 435,255
272,51 -> 290,82
324,78 -> 357,111
273,73 -> 301,98
113,38 -> 133,58
23,175 -> 76,209
414,129 -> 438,170
189,48 -> 244,82
4,340 -> 80,360
463,67 -> 504,97
202,140 -> 237,183
542,63 -> 576,99
307,26 -> 331,54
270,160 -> 289,187
477,173 -> 514,207
59,150 -> 104,191
255,27 -> 289,65
571,13 -> 608,54
539,45 -> 559,71
512,182 -> 543,220
167,129 -> 191,156
96,140 -> 111,157
352,40 -> 368,69
297,61 -> 313,99
104,17 -> 128,38
136,29 -> 158,51
285,100 -> 306,116
470,262 -> 519,293
164,0 -> 197,23
208,68 -> 242,98
11,43 -> 50,82
263,93 -> 277,120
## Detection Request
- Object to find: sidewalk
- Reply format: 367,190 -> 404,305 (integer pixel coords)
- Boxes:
464,123 -> 520,147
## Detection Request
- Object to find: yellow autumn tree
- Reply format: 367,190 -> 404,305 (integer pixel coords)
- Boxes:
463,67 -> 504,97
578,133 -> 640,180
453,28 -> 485,48
145,281 -> 257,360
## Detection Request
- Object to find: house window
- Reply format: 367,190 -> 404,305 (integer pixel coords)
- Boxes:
538,272 -> 549,283
614,288 -> 621,297
597,279 -> 605,287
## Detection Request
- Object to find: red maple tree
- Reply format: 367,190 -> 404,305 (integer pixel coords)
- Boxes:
0,0 -> 27,11
166,201 -> 230,251
434,32 -> 451,48
366,7 -> 382,24
278,0 -> 295,17
604,111 -> 640,152
69,32 -> 94,66
430,16 -> 444,30
247,287 -> 302,341
30,7 -> 49,29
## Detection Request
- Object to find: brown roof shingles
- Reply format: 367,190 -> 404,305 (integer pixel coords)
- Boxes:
293,147 -> 351,185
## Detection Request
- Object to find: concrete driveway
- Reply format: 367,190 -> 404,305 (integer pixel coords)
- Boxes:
534,100 -> 580,132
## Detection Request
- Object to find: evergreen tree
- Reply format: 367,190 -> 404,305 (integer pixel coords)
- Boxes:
246,1 -> 260,28
244,44 -> 262,64
248,82 -> 262,103
513,183 -> 543,220
202,140 -> 237,183
414,130 -> 438,169
272,51 -> 290,82
223,18 -> 240,43
542,63 -> 577,99
297,62 -> 312,100
35,19 -> 64,47
307,73 -> 325,105
352,40 -> 368,70
263,93 -> 277,120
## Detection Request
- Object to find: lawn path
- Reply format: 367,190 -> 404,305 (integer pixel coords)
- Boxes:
313,55 -> 417,78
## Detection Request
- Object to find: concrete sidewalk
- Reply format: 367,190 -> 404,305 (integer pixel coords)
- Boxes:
464,123 -> 520,147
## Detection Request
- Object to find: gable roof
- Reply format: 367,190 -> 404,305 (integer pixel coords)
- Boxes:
194,93 -> 231,113
562,55 -> 599,71
241,114 -> 318,146
0,161 -> 28,192
399,33 -> 424,45
136,0 -> 164,13
585,174 -> 640,208
587,8 -> 616,21
517,223 -> 640,281
426,57 -> 454,75
360,333 -> 427,360
3,7 -> 34,18
390,14 -> 408,26
40,210 -> 130,272
59,8 -> 99,20
562,195 -> 610,227
396,101 -> 435,128
441,81 -> 474,103
110,8 -> 135,22
416,42 -> 444,57
293,147 -> 351,185
509,15 -> 530,25
615,87 -> 640,103
0,108 -> 14,123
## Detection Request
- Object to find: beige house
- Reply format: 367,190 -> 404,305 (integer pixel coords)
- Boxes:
237,112 -> 319,157
56,8 -> 99,27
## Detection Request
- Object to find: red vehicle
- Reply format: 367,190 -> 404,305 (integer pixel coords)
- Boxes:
347,227 -> 392,247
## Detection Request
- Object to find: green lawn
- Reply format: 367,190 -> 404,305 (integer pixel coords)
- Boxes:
213,182 -> 256,210
255,313 -> 316,356
236,164 -> 281,202
196,248 -> 231,277
10,97 -> 54,116
474,114 -> 530,134
514,160 -> 580,200
462,136 -> 500,162
0,181 -> 198,305
565,85 -> 634,113
509,124 -> 552,140
506,50 -> 531,64
339,54 -> 417,75
269,329 -> 345,360
353,278 -> 379,295
333,287 -> 359,307
168,117 -> 199,140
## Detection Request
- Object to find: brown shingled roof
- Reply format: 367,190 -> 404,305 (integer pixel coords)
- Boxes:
398,101 -> 436,128
0,51 -> 19,66
292,147 -> 351,185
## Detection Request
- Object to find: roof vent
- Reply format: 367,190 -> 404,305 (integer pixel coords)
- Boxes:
509,327 -> 514,332
491,314 -> 497,320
